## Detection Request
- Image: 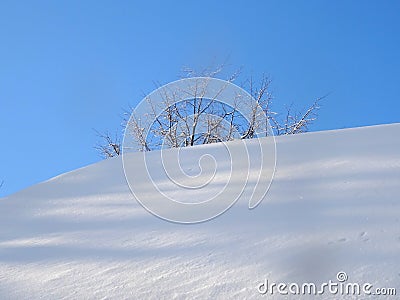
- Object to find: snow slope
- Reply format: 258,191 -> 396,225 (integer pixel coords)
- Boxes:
1,124 -> 399,299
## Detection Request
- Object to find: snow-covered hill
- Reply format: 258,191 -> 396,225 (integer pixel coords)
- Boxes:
1,124 -> 399,299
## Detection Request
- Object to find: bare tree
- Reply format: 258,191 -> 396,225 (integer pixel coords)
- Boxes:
270,96 -> 324,135
124,70 -> 322,152
94,130 -> 121,158
97,66 -> 324,157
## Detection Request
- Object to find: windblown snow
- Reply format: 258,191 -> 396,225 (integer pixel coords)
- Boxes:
1,124 -> 399,299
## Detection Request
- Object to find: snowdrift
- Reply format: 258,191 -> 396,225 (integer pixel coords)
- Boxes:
1,124 -> 399,299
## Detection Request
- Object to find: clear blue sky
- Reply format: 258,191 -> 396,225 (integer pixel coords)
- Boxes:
1,0 -> 399,197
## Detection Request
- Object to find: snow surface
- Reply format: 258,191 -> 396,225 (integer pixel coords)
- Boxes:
1,124 -> 399,299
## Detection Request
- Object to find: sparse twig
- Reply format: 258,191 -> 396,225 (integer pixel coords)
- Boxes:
94,129 -> 121,158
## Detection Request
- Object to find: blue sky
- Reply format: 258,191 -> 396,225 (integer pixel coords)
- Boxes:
1,0 -> 399,197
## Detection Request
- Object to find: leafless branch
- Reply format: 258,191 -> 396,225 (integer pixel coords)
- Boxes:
94,129 -> 121,158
